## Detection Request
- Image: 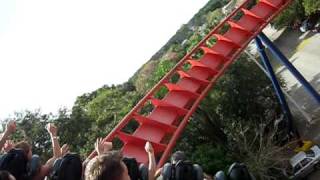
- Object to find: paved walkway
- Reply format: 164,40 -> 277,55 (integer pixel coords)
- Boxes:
272,29 -> 320,129
267,28 -> 320,179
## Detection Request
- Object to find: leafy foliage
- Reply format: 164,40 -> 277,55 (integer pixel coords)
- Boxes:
272,0 -> 305,29
173,56 -> 287,177
271,0 -> 320,29
303,0 -> 320,15
191,144 -> 232,173
7,110 -> 54,160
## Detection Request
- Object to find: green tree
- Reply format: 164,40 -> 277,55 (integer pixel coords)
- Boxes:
174,55 -> 285,176
191,144 -> 232,173
206,9 -> 224,28
272,0 -> 305,29
303,0 -> 320,15
8,110 -> 52,160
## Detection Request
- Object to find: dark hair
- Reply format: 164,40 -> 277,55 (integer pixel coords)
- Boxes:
0,170 -> 11,180
49,153 -> 82,180
14,141 -> 31,158
171,151 -> 186,163
0,149 -> 29,180
85,151 -> 125,180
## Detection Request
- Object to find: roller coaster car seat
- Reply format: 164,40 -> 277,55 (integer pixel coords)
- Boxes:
29,155 -> 41,177
227,162 -> 253,180
214,170 -> 227,180
122,157 -> 149,180
161,160 -> 203,180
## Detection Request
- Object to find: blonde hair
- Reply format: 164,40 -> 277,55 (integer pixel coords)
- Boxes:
85,151 -> 124,180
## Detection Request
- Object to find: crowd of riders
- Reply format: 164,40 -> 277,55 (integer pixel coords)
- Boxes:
0,120 -> 253,180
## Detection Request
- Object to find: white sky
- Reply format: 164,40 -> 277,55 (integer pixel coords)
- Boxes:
0,0 -> 209,119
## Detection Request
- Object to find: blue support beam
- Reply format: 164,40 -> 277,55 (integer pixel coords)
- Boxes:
258,32 -> 320,104
255,37 -> 294,135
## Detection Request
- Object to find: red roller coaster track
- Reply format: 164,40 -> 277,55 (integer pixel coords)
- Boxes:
89,0 -> 293,168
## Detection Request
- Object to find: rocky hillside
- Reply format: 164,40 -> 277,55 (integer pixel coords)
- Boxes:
130,0 -> 228,92
149,0 -> 227,61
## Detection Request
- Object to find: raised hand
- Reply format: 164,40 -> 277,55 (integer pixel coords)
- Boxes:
95,138 -> 104,155
0,120 -> 16,152
3,140 -> 14,152
145,141 -> 156,180
144,141 -> 154,154
46,123 -> 57,136
60,144 -> 70,157
5,120 -> 16,135
95,138 -> 112,155
102,141 -> 112,152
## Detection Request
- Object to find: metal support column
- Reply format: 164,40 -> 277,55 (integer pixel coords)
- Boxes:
258,32 -> 320,104
255,37 -> 294,136
244,50 -> 312,123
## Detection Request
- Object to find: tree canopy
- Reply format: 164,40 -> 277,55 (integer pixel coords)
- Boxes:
272,0 -> 320,29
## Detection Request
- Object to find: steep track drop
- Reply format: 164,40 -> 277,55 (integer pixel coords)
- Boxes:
89,0 -> 293,168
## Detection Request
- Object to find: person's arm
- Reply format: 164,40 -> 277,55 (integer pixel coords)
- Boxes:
83,138 -> 112,167
37,144 -> 70,180
32,164 -> 52,180
145,142 -> 156,180
95,138 -> 104,156
60,144 -> 70,156
44,144 -> 69,168
44,157 -> 56,168
95,138 -> 112,156
33,124 -> 66,180
154,168 -> 162,178
46,123 -> 61,158
0,120 -> 16,150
